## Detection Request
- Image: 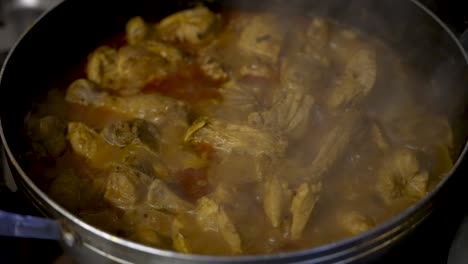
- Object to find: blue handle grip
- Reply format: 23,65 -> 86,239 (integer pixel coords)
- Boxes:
0,210 -> 61,240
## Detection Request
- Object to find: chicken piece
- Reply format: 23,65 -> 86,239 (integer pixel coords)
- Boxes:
67,121 -> 132,169
123,206 -> 174,246
126,16 -> 159,45
198,55 -> 228,82
26,115 -> 67,158
184,117 -> 287,157
247,54 -> 325,139
281,17 -> 331,67
262,176 -> 292,228
86,42 -> 182,95
48,170 -> 81,212
147,179 -> 192,213
69,120 -> 168,178
67,122 -> 110,163
172,218 -> 191,253
195,197 -> 242,254
122,146 -> 170,182
66,79 -> 187,127
101,120 -> 138,148
273,158 -> 315,188
128,206 -> 175,238
280,53 -> 328,94
376,148 -> 429,205
290,182 -> 322,240
208,152 -> 270,185
101,119 -> 160,152
197,43 -> 229,82
86,46 -> 120,93
385,114 -> 453,149
238,61 -> 274,79
327,48 -> 377,110
143,41 -> 184,64
328,29 -> 368,65
238,14 -> 285,64
157,6 -> 220,49
131,226 -> 165,248
211,184 -> 240,206
337,211 -> 374,235
218,80 -> 270,122
308,111 -> 364,181
248,90 -> 314,139
370,121 -> 390,151
303,18 -> 331,61
104,163 -> 152,210
116,43 -> 182,95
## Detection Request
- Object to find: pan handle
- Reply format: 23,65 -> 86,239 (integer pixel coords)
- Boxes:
0,210 -> 61,240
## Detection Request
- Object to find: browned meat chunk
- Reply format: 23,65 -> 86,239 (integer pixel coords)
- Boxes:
104,163 -> 152,210
116,43 -> 182,92
262,176 -> 292,228
147,179 -> 193,213
290,182 -> 322,240
123,206 -> 174,247
126,16 -> 159,45
123,147 -> 170,181
157,6 -> 220,49
238,61 -> 274,80
379,109 -> 454,176
172,218 -> 191,253
86,42 -> 182,95
376,148 -> 429,205
68,121 -> 168,179
101,120 -> 139,148
66,79 -> 187,127
248,53 -> 327,139
26,115 -> 67,158
327,48 -> 377,110
337,211 -> 374,235
195,197 -> 242,254
48,170 -> 81,212
218,80 -> 271,122
237,14 -> 285,64
303,18 -> 331,60
85,46 -> 119,92
284,17 -> 331,67
280,54 -> 327,94
197,43 -> 229,82
328,29 -> 369,65
308,111 -> 364,181
370,121 -> 390,151
101,119 -> 160,152
67,122 -> 115,166
248,90 -> 314,139
385,114 -> 453,149
184,117 -> 287,158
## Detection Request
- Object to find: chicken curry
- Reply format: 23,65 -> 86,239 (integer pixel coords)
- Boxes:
24,5 -> 454,255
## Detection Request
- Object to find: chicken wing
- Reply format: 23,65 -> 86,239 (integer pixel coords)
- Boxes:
66,79 -> 187,127
184,117 -> 287,158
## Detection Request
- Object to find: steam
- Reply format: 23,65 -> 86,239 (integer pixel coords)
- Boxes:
213,0 -> 468,152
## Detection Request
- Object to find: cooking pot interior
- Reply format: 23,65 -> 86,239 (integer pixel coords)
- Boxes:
0,0 -> 468,262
